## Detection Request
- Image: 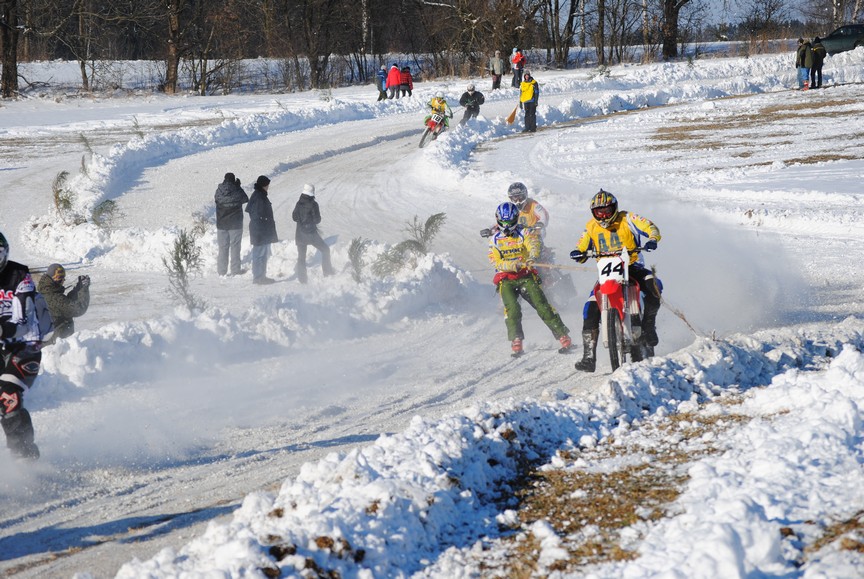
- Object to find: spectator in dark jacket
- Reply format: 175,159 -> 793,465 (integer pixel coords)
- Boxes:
214,172 -> 249,276
386,64 -> 401,99
376,65 -> 387,101
458,84 -> 485,124
795,38 -> 813,89
292,184 -> 334,284
399,66 -> 414,97
810,37 -> 826,89
246,175 -> 278,285
36,263 -> 89,342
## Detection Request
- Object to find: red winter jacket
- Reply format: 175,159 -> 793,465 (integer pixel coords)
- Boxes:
399,69 -> 413,89
386,66 -> 401,88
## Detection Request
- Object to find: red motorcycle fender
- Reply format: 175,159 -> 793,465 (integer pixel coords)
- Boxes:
598,280 -> 626,321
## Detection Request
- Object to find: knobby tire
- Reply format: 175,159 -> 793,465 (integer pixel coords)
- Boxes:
419,128 -> 433,148
606,309 -> 622,371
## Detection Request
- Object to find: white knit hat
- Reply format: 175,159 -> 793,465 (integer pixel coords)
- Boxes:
303,183 -> 315,197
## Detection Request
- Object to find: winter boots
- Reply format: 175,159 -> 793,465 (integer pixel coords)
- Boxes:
574,330 -> 598,372
558,335 -> 572,353
511,338 -> 523,356
1,409 -> 40,460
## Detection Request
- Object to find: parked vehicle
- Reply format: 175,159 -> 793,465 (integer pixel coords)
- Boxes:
820,24 -> 864,55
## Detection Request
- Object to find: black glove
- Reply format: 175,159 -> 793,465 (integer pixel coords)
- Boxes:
570,250 -> 588,263
235,178 -> 241,186
77,275 -> 91,288
644,240 -> 658,251
518,102 -> 523,110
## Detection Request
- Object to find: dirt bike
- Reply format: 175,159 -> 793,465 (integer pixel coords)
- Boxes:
419,112 -> 450,148
577,246 -> 651,372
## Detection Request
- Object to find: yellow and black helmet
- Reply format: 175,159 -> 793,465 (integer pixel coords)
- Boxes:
590,189 -> 618,227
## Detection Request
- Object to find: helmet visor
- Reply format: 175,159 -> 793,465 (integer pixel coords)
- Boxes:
592,205 -> 615,220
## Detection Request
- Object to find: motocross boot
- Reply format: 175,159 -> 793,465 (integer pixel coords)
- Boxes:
1,409 -> 40,460
574,330 -> 598,372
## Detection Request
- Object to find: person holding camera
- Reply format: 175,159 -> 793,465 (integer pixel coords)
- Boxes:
36,263 -> 90,342
215,172 -> 249,276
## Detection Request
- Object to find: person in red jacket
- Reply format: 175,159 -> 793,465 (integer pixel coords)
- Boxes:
510,48 -> 526,87
399,66 -> 414,97
386,64 -> 402,99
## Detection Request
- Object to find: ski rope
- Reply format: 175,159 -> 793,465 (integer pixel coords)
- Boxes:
649,266 -> 712,340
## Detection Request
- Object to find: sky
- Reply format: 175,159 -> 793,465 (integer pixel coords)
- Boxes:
0,47 -> 863,578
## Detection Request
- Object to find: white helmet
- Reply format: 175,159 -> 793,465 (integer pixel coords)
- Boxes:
467,83 -> 475,91
435,91 -> 444,99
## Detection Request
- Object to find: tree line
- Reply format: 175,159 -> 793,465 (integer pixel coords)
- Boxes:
1,0 -> 860,98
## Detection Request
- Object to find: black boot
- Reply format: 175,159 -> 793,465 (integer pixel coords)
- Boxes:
2,409 -> 40,460
641,309 -> 659,347
574,330 -> 598,372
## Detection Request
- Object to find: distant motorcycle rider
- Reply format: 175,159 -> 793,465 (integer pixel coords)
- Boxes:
424,92 -> 453,129
0,231 -> 53,459
570,190 -> 661,372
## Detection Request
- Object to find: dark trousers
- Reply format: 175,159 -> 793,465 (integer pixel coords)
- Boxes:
377,89 -> 387,102
511,69 -> 523,87
460,108 -> 479,124
296,234 -> 334,283
810,65 -> 823,88
491,74 -> 501,90
523,102 -> 537,132
0,344 -> 41,458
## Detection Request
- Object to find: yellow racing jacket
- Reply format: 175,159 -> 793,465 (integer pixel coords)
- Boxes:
489,226 -> 541,282
574,211 -> 660,265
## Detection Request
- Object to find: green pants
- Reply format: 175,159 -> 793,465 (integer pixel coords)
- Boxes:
499,275 -> 569,341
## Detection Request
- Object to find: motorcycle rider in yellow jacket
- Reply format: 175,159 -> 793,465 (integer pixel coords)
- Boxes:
488,202 -> 571,357
424,92 -> 453,128
571,189 -> 662,372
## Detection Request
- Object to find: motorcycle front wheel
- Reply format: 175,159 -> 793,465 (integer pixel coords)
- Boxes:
605,308 -> 625,372
419,128 -> 433,148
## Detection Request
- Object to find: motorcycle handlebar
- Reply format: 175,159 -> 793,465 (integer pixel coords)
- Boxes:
570,246 -> 652,260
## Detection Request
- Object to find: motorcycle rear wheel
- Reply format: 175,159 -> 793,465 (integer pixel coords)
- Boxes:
419,128 -> 433,148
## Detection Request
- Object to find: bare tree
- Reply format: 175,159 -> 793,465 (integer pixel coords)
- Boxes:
1,0 -> 21,97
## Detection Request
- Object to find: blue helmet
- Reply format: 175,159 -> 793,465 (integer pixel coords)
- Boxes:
495,202 -> 520,233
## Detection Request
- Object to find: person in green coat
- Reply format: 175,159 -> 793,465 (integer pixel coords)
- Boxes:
36,263 -> 90,343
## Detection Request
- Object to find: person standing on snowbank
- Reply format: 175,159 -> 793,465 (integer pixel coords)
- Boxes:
246,175 -> 278,285
0,231 -> 52,460
36,263 -> 89,342
292,184 -> 334,283
214,172 -> 248,276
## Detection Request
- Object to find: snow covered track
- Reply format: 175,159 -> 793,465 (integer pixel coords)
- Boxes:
115,321 -> 864,577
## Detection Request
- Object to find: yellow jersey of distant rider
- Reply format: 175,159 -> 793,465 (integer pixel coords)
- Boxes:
575,211 -> 661,265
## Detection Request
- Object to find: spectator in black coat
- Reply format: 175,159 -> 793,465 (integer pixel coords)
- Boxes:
810,37 -> 826,89
36,263 -> 90,342
292,184 -> 334,284
246,175 -> 278,285
214,172 -> 249,276
458,84 -> 485,124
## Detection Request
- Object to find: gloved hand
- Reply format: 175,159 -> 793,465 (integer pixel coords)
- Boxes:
519,102 -> 523,110
77,275 -> 91,288
570,250 -> 588,263
480,228 -> 493,238
235,178 -> 241,186
644,240 -> 658,251
525,259 -> 535,270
